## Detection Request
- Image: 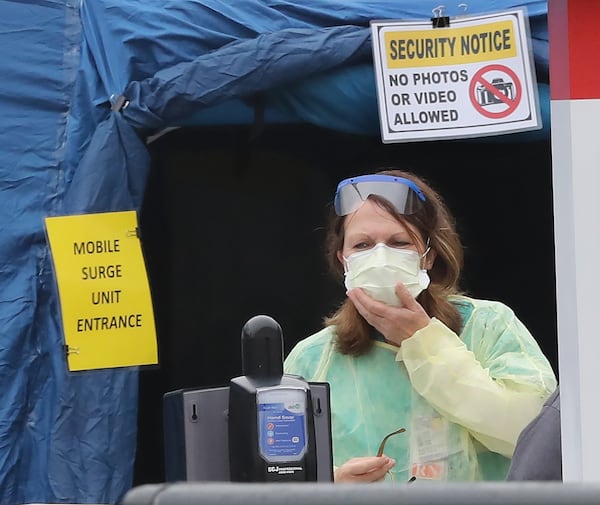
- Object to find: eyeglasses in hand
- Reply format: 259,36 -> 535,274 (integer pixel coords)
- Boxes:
376,427 -> 406,457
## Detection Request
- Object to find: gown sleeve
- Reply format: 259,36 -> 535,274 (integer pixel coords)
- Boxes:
399,301 -> 557,458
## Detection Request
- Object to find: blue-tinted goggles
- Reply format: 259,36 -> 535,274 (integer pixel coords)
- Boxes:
334,175 -> 426,216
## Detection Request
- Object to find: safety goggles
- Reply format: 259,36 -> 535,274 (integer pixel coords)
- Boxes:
334,175 -> 426,216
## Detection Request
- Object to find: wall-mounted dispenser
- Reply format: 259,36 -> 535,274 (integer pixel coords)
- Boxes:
163,315 -> 333,483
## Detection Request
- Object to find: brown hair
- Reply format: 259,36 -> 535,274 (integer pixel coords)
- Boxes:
323,169 -> 464,355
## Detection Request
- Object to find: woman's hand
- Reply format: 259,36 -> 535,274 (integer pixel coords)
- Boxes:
347,282 -> 430,346
334,456 -> 395,483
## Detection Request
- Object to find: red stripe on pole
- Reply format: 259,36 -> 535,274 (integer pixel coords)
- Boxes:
549,0 -> 600,99
549,0 -> 570,100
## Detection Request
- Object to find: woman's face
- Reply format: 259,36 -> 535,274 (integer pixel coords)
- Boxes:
337,199 -> 434,268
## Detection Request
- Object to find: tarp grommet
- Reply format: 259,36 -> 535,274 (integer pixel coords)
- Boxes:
111,95 -> 130,112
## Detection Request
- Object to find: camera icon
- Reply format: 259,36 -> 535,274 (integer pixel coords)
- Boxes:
476,78 -> 514,106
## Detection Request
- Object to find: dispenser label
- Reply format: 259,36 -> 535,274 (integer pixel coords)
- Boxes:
257,388 -> 307,463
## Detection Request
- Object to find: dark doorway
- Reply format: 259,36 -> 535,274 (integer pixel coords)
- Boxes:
135,124 -> 557,484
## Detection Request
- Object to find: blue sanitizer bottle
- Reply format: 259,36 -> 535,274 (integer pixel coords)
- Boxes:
228,315 -> 317,482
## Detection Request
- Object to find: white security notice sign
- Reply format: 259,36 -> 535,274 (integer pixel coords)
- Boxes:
371,8 -> 541,142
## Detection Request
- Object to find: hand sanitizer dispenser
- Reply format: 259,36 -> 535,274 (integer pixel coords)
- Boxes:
162,315 -> 331,483
228,315 -> 318,482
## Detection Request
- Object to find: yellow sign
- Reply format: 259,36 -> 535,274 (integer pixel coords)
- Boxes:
384,21 -> 517,68
45,211 -> 158,371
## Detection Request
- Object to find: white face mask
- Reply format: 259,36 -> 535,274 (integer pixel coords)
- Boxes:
343,243 -> 430,307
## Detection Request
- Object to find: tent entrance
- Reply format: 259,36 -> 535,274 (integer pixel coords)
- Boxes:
135,123 -> 558,484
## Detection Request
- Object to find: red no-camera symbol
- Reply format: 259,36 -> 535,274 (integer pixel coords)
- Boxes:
469,64 -> 521,119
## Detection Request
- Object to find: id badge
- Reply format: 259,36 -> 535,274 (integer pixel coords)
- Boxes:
409,407 -> 449,480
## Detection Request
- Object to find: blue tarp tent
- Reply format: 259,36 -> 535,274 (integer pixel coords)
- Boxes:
0,1 -> 549,503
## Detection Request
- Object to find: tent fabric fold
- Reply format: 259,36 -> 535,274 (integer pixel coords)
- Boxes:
121,25 -> 372,130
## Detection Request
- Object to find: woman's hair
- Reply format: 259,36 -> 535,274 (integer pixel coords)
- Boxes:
324,169 -> 464,355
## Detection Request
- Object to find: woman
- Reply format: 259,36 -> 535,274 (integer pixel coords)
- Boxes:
284,169 -> 557,483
